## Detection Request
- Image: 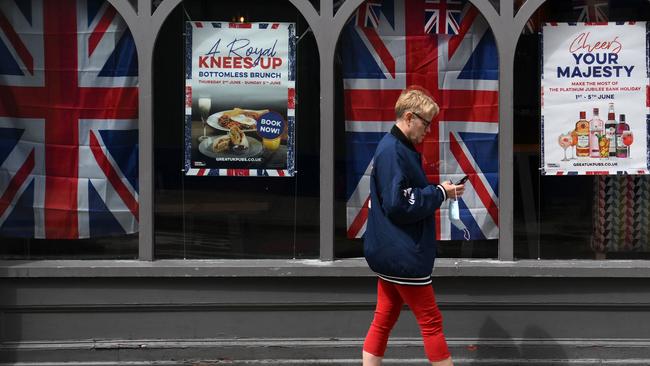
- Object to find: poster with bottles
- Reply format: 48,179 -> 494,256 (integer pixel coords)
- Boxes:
541,22 -> 649,175
184,21 -> 296,177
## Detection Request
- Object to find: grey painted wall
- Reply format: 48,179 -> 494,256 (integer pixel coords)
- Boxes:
3,275 -> 650,364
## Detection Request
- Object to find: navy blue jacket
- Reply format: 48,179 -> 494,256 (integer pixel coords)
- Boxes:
364,126 -> 447,285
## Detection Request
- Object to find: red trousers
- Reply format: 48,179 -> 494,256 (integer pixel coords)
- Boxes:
363,278 -> 450,362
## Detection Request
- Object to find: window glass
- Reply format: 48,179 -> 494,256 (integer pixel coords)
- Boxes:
488,0 -> 499,14
333,0 -> 345,15
0,0 -> 139,259
334,0 -> 498,259
309,0 -> 320,13
154,0 -> 320,259
514,0 -> 526,14
514,0 -> 650,259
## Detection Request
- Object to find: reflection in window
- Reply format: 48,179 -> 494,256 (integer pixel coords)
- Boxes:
0,0 -> 139,259
154,0 -> 320,259
334,0 -> 498,259
514,0 -> 650,259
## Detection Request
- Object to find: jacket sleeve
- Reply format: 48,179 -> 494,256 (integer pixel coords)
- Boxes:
376,147 -> 447,224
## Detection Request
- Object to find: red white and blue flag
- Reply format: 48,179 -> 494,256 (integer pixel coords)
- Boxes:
424,0 -> 463,35
341,0 -> 499,241
572,0 -> 608,23
357,0 -> 383,28
0,0 -> 138,239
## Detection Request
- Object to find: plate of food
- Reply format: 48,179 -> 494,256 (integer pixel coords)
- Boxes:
198,126 -> 263,159
206,107 -> 269,132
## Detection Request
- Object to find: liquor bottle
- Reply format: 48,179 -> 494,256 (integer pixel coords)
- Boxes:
616,114 -> 630,158
605,103 -> 617,157
575,111 -> 590,157
589,108 -> 604,158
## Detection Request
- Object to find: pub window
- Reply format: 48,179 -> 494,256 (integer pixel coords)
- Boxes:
514,0 -> 650,259
153,0 -> 320,259
334,0 -> 499,259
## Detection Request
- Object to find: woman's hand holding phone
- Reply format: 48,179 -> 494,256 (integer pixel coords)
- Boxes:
455,175 -> 469,185
441,176 -> 467,200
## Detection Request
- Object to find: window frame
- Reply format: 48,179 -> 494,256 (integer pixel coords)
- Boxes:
3,0 -> 650,277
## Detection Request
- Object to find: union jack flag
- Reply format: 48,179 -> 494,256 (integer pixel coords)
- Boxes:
356,0 -> 383,28
341,0 -> 499,241
0,0 -> 138,239
572,0 -> 608,23
424,0 -> 463,35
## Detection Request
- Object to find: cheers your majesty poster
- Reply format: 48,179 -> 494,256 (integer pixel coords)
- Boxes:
541,22 -> 649,175
184,22 -> 296,177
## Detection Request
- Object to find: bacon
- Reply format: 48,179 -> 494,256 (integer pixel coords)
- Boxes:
218,114 -> 255,130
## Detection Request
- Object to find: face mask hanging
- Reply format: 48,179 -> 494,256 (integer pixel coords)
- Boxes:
448,186 -> 470,241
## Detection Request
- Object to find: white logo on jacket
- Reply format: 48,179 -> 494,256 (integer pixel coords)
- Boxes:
402,188 -> 415,205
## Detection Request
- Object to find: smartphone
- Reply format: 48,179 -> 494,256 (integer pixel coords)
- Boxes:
455,175 -> 469,185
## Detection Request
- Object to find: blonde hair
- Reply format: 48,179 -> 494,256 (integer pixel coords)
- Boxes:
394,86 -> 439,120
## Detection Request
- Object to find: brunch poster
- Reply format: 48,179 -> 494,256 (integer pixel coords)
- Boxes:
541,22 -> 649,175
184,21 -> 296,176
